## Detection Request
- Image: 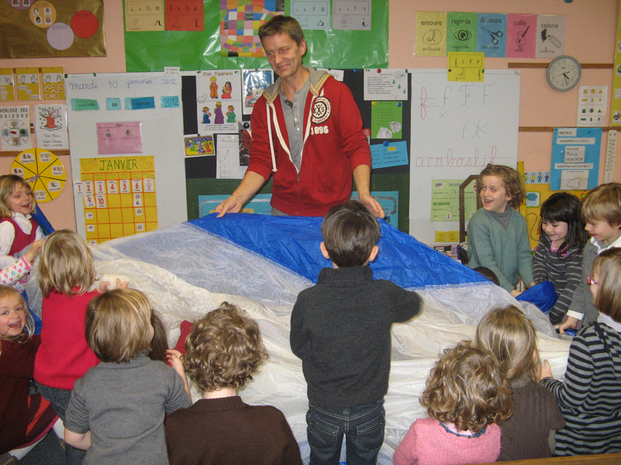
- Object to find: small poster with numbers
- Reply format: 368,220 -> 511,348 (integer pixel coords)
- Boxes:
79,155 -> 157,245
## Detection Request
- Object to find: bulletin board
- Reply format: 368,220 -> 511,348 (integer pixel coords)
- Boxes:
123,0 -> 389,72
409,69 -> 521,245
65,72 -> 186,243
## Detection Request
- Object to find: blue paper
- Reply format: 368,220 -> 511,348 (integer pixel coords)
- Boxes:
371,141 -> 409,169
124,97 -> 156,110
106,98 -> 122,110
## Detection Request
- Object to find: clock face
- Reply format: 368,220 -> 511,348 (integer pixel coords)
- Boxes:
547,56 -> 581,92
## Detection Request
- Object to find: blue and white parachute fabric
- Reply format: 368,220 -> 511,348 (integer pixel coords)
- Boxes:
27,214 -> 571,464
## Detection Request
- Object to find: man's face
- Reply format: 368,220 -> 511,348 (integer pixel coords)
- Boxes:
262,32 -> 306,81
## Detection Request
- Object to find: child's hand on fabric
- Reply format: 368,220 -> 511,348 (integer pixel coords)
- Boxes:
539,360 -> 553,381
510,289 -> 522,297
556,316 -> 579,334
97,278 -> 129,293
24,239 -> 45,264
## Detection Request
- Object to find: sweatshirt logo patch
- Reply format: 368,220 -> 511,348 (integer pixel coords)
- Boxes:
312,96 -> 331,124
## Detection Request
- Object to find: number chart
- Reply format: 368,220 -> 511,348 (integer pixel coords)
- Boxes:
79,155 -> 157,245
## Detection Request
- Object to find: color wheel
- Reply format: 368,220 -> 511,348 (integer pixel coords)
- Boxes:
11,148 -> 66,203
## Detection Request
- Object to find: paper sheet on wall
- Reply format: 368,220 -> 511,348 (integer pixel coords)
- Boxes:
577,86 -> 607,127
371,102 -> 403,139
364,69 -> 408,101
291,0 -> 330,30
216,134 -> 246,179
125,0 -> 165,31
0,105 -> 32,151
333,0 -> 371,30
34,104 -> 69,150
196,70 -> 242,134
0,69 -> 15,102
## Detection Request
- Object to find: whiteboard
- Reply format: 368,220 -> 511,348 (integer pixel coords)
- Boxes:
65,72 -> 187,240
409,69 -> 520,245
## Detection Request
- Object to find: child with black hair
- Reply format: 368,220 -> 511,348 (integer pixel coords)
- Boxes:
291,200 -> 422,465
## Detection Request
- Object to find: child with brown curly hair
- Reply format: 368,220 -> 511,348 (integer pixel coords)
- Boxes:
467,164 -> 535,296
393,341 -> 513,465
165,302 -> 302,465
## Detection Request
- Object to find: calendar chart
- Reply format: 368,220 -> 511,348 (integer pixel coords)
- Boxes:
79,156 -> 157,244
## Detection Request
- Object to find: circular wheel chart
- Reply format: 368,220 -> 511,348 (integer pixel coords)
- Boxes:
11,148 -> 66,203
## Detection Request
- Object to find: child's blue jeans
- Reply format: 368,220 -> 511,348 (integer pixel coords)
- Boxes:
306,399 -> 385,465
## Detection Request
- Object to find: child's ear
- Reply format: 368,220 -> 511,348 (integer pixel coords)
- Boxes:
320,242 -> 330,260
368,245 -> 379,263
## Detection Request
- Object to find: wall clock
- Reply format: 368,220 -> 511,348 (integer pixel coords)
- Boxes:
546,55 -> 581,92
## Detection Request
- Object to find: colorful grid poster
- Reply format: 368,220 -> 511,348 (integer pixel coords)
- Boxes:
79,155 -> 157,244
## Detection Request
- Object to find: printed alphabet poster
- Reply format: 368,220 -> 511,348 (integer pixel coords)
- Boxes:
79,155 -> 157,244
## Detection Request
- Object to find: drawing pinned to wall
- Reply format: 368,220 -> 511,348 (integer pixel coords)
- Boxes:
0,106 -> 32,151
242,69 -> 273,115
577,86 -> 607,127
0,0 -> 106,58
165,0 -> 203,31
291,0 -> 329,31
185,136 -> 214,157
430,179 -> 477,222
550,127 -> 602,191
536,14 -> 565,58
96,122 -> 143,155
0,69 -> 15,102
447,12 -> 477,53
41,66 -> 65,100
79,155 -> 157,244
447,52 -> 484,82
196,70 -> 241,133
371,101 -> 403,139
16,67 -> 40,100
219,0 -> 284,57
370,141 -> 408,170
506,13 -> 536,58
216,133 -> 246,179
524,171 -> 551,184
125,0 -> 165,31
610,3 -> 621,126
363,69 -> 408,101
333,0 -> 370,31
476,13 -> 506,58
11,148 -> 66,203
415,11 -> 447,57
34,104 -> 69,150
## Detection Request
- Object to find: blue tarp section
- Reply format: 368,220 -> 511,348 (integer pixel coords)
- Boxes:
516,281 -> 558,313
190,214 -> 488,289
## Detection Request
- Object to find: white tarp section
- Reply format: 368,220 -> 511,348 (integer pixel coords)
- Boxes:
26,222 -> 571,464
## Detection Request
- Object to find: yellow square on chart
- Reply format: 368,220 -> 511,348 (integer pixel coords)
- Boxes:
97,209 -> 109,224
145,207 -> 157,223
146,222 -> 158,232
144,192 -> 157,207
122,208 -> 134,223
107,194 -> 120,208
98,224 -> 111,239
123,224 -> 134,236
120,194 -> 133,208
110,224 -> 123,238
109,208 -> 122,223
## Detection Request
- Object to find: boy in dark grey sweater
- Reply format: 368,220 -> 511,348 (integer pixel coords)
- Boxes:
290,200 -> 422,465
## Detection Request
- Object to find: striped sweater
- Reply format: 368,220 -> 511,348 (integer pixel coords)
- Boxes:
540,320 -> 621,455
533,233 -> 583,325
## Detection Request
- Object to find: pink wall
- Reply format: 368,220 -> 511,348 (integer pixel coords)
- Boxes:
389,0 -> 621,181
1,0 -> 620,231
0,0 -> 125,231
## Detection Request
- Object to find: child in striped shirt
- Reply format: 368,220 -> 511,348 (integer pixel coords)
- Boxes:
540,248 -> 621,455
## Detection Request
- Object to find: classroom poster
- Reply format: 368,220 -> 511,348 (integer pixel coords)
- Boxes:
550,128 -> 602,191
536,15 -> 565,58
165,0 -> 203,31
219,0 -> 284,57
290,0 -> 330,31
41,66 -> 65,100
16,67 -> 40,100
242,69 -> 273,115
371,102 -> 403,139
415,12 -> 447,57
333,0 -> 371,31
577,86 -> 607,127
11,148 -> 66,203
363,69 -> 408,101
196,70 -> 242,134
79,156 -> 157,244
447,12 -> 477,53
0,105 -> 32,151
34,104 -> 69,150
430,179 -> 477,222
0,69 -> 15,102
96,122 -> 143,155
506,14 -> 536,58
125,0 -> 165,31
477,13 -> 506,58
610,2 -> 621,126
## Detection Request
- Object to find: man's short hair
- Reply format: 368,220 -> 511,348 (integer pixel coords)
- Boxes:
321,200 -> 380,268
183,302 -> 268,393
258,15 -> 304,46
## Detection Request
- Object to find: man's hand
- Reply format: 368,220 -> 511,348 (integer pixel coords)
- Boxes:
358,193 -> 385,218
215,195 -> 243,217
556,316 -> 579,335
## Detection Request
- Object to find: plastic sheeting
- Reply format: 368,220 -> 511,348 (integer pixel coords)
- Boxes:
26,215 -> 571,464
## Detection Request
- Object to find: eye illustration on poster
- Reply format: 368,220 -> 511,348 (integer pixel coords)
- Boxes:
242,69 -> 273,115
196,70 -> 242,134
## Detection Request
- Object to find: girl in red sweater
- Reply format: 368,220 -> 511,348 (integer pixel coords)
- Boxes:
33,230 -> 109,465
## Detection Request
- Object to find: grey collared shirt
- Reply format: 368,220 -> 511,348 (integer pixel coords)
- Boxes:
280,77 -> 310,172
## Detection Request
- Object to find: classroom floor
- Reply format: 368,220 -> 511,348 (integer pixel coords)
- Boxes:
20,432 -> 64,465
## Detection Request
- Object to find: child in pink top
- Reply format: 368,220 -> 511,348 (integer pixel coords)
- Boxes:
393,341 -> 513,465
